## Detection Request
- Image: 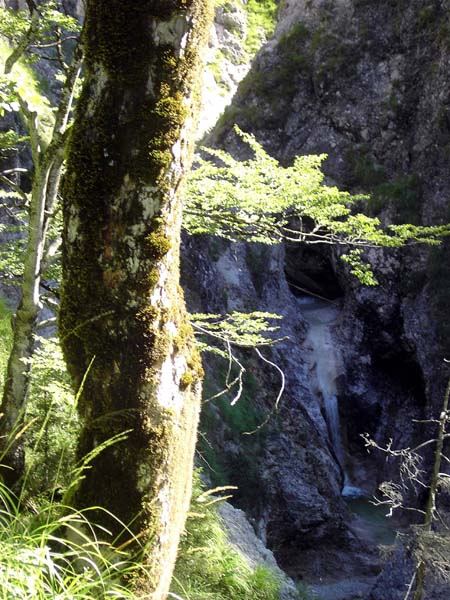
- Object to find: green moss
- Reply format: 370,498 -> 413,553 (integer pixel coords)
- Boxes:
0,298 -> 12,395
60,0 -> 213,382
198,361 -> 269,510
59,1 -> 214,554
344,150 -> 421,224
188,351 -> 204,379
371,174 -> 421,224
344,149 -> 385,188
278,21 -> 309,51
145,232 -> 171,260
180,371 -> 195,389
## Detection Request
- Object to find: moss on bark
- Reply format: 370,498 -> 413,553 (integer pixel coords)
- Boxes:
59,1 -> 213,598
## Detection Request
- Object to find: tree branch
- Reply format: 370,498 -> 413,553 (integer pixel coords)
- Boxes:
0,175 -> 28,202
4,7 -> 40,74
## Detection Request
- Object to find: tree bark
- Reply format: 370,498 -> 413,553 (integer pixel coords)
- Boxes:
0,47 -> 82,487
413,377 -> 450,600
59,2 -> 212,597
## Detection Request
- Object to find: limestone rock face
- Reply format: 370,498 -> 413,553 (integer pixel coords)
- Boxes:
184,0 -> 450,592
182,235 -> 379,581
217,501 -> 300,600
199,3 -> 253,136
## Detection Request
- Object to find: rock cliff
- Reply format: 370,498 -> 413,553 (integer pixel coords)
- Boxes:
184,0 -> 450,595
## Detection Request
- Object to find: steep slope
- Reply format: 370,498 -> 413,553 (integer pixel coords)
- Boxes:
183,0 -> 450,594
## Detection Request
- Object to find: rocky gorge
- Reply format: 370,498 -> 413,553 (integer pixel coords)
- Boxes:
183,1 -> 450,598
1,1 -> 450,598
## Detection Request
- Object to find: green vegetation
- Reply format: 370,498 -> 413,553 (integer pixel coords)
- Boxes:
204,0 -> 277,98
370,175 -> 420,224
171,472 -> 281,600
0,299 -> 12,392
186,128 -> 449,284
197,352 -> 270,513
24,337 -> 81,497
0,320 -> 280,599
0,482 -> 144,599
0,329 -> 144,598
346,150 -> 421,223
0,323 -> 79,498
0,39 -> 53,129
273,21 -> 310,88
244,0 -> 278,56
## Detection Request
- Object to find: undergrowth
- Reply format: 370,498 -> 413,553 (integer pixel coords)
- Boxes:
171,471 -> 281,600
0,321 -> 145,597
24,336 -> 81,497
0,302 -> 282,599
0,480 -> 146,599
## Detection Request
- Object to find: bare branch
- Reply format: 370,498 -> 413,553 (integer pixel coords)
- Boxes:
0,168 -> 29,176
243,347 -> 286,435
36,317 -> 56,330
30,35 -> 78,49
0,175 -> 28,202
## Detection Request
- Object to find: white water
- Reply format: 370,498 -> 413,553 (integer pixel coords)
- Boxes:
300,296 -> 365,497
301,297 -> 344,455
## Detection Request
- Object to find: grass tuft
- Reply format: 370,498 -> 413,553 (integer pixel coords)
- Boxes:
0,478 -> 147,599
171,471 -> 281,600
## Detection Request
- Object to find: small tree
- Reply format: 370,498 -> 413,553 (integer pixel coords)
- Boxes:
364,374 -> 450,600
0,1 -> 82,484
185,128 -> 450,284
413,376 -> 450,600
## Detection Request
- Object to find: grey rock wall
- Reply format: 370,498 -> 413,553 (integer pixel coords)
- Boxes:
184,0 -> 450,591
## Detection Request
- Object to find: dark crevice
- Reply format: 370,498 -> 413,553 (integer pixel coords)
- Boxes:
284,244 -> 344,300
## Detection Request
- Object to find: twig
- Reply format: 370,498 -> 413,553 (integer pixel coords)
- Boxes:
243,348 -> 285,435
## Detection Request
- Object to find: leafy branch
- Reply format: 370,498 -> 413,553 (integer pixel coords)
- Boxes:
184,127 -> 450,284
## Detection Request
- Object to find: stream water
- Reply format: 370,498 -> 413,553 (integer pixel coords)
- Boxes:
299,295 -> 397,599
299,295 -> 360,493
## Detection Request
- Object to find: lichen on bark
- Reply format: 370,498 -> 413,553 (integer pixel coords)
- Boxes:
59,1 -> 213,597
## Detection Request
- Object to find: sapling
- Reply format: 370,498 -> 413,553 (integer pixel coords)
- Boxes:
364,372 -> 450,600
0,0 -> 82,485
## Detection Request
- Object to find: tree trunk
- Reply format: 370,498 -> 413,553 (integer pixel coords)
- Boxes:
413,377 -> 450,600
0,46 -> 82,487
0,160 -> 50,484
59,2 -> 212,597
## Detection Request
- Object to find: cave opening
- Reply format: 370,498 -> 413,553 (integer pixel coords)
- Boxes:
284,243 -> 344,301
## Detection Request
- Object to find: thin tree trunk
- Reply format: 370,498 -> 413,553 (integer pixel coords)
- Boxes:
0,47 -> 82,486
413,377 -> 450,600
0,162 -> 48,483
59,2 -> 212,598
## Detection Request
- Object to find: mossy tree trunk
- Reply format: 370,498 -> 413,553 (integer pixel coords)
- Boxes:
59,1 -> 212,597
